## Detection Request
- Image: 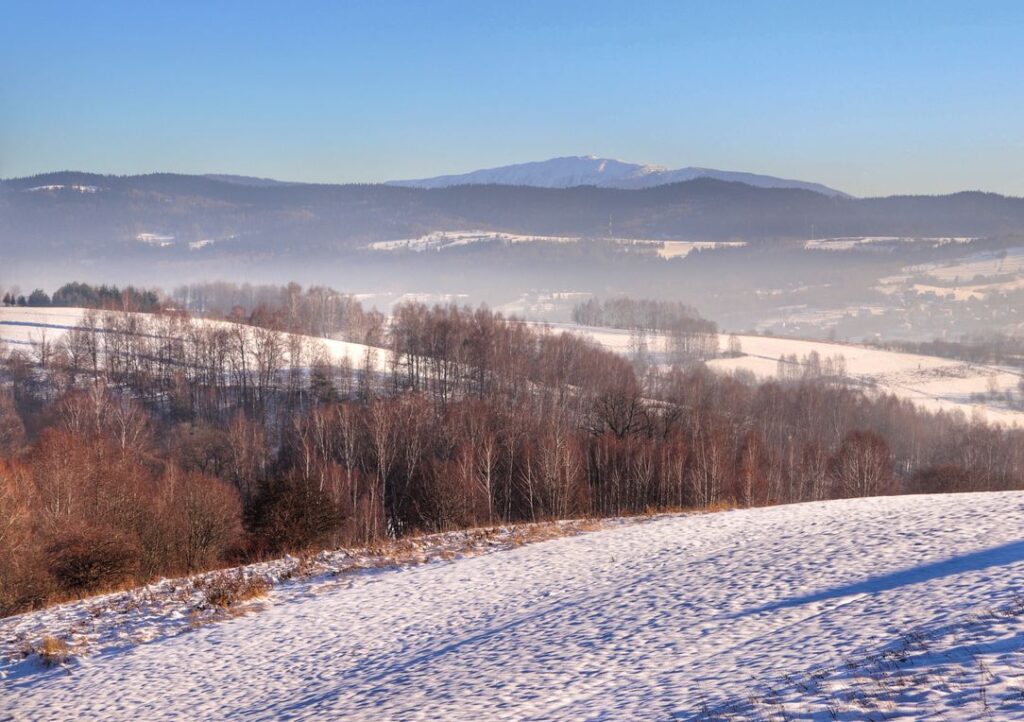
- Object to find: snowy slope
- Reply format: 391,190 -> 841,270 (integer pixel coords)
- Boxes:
545,322 -> 1024,426
388,155 -> 849,197
0,307 -> 393,373
711,333 -> 1024,426
4,493 -> 1024,720
366,230 -> 746,256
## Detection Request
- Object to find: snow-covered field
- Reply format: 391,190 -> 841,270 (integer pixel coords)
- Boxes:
656,240 -> 746,259
0,307 -> 393,373
804,236 -> 975,251
877,245 -> 1024,300
367,230 -> 583,252
4,493 -> 1024,720
915,246 -> 1024,283
546,322 -> 1024,426
366,230 -> 745,259
711,334 -> 1024,425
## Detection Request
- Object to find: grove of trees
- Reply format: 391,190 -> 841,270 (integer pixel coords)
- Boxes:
2,294 -> 1023,617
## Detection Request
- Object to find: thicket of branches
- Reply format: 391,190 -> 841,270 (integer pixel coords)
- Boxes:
572,297 -> 717,334
574,297 -> 721,364
1,300 -> 1023,616
170,281 -> 384,343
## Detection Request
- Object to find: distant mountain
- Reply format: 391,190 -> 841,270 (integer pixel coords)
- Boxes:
387,155 -> 850,197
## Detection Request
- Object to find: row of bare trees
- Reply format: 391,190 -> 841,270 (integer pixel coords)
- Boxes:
2,300 -> 1024,616
172,281 -> 384,343
575,296 -> 721,365
572,297 -> 716,335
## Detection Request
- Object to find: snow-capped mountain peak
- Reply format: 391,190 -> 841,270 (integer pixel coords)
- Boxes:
387,156 -> 848,197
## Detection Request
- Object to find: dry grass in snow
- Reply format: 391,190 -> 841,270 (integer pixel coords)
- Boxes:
0,518 -> 612,681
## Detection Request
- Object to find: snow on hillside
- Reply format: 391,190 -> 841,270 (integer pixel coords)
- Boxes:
0,307 -> 393,373
0,520 -> 609,683
387,155 -> 849,196
388,155 -> 662,189
876,245 -> 1024,301
657,240 -> 747,259
547,323 -> 1024,426
367,230 -> 745,257
711,334 -> 1024,425
4,493 -> 1024,720
367,230 -> 582,252
804,236 -> 976,251
24,184 -> 100,193
916,246 -> 1024,282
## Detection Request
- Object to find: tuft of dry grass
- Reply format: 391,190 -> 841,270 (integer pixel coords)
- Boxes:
36,635 -> 72,667
507,519 -> 604,546
196,571 -> 271,609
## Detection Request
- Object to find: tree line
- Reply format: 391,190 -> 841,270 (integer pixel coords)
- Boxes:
1,282 -> 161,312
573,297 -> 721,364
170,281 -> 384,343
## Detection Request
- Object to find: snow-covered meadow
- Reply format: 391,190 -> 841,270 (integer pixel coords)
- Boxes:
0,306 -> 393,373
878,245 -> 1024,301
366,229 -> 746,259
3,493 -> 1024,720
547,322 -> 1024,426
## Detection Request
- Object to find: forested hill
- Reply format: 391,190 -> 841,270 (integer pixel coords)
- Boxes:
3,172 -> 1024,261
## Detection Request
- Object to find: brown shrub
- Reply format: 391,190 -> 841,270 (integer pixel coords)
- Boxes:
908,464 -> 978,494
0,460 -> 54,615
163,470 -> 243,572
36,635 -> 72,666
46,527 -> 141,594
0,393 -> 26,456
247,473 -> 342,554
0,555 -> 55,617
196,570 -> 270,608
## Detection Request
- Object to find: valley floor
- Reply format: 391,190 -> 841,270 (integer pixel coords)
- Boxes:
4,493 -> 1024,720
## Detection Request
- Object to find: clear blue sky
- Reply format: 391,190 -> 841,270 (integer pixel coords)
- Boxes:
2,1 -> 1022,196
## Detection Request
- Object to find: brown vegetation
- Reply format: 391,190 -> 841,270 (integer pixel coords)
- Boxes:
1,294 -> 1023,617
196,571 -> 271,609
36,635 -> 72,667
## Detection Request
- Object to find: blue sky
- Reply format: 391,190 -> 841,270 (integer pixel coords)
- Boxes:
2,1 -> 1022,196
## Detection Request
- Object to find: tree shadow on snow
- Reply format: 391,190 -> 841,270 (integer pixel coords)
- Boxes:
730,538 -> 1024,620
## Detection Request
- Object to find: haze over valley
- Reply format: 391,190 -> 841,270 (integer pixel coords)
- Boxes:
5,157 -> 1024,341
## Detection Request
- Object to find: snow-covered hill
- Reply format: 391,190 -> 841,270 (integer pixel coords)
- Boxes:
0,306 -> 393,373
366,229 -> 746,256
4,493 -> 1024,719
547,323 -> 1024,426
388,155 -> 850,197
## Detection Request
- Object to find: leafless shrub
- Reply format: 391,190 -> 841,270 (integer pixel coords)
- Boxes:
196,571 -> 271,609
46,528 -> 141,595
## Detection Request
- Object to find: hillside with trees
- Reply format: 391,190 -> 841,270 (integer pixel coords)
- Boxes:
2,290 -> 1023,616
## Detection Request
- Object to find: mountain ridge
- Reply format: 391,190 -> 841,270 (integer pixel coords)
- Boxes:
4,172 -> 1024,264
386,155 -> 850,197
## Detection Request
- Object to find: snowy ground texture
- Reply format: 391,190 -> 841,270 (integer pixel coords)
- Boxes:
4,493 -> 1024,720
